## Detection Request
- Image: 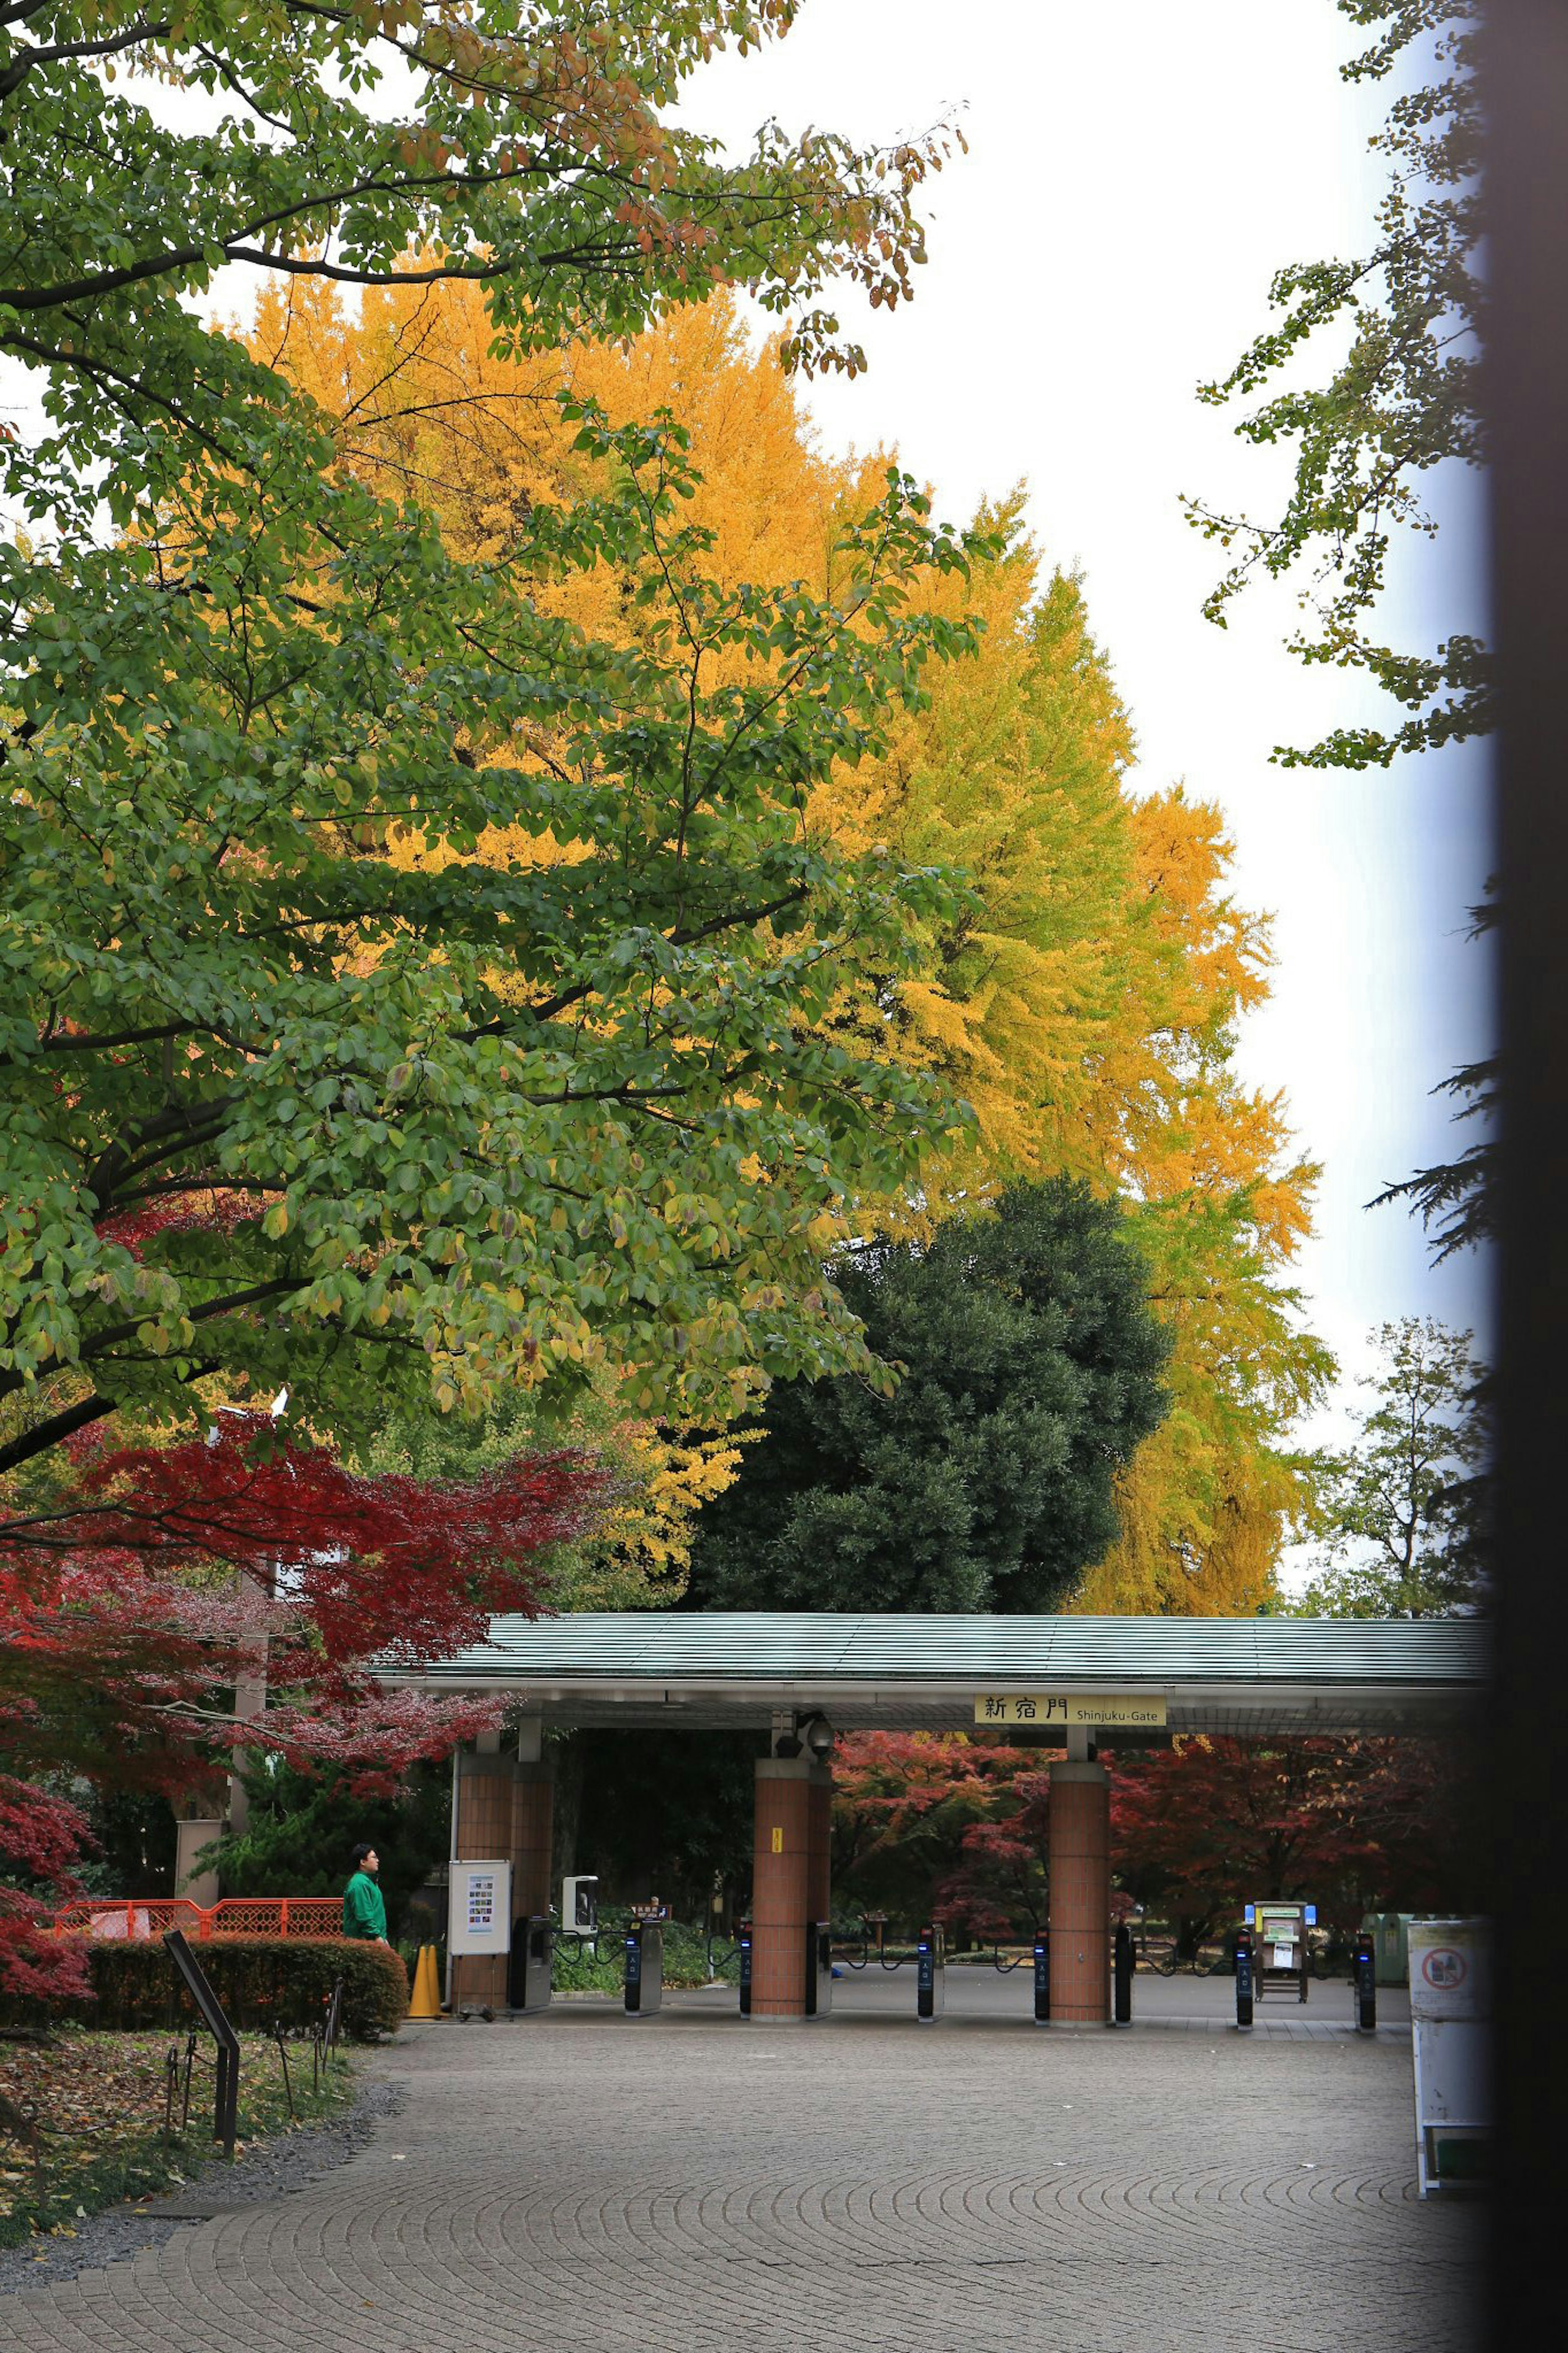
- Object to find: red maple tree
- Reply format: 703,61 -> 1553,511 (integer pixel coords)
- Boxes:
1107,1734 -> 1462,1944
0,1415 -> 616,2000
833,1729 -> 1463,1949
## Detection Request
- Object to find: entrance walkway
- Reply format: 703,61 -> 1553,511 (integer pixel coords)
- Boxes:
7,1981 -> 1479,2353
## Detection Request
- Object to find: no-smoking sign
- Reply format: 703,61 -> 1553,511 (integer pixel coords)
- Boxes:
1421,1946 -> 1468,1990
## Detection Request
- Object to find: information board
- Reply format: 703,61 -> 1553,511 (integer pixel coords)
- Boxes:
1408,1916 -> 1489,2196
448,1859 -> 512,1956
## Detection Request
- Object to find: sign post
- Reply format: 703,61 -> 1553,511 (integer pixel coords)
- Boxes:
161,1930 -> 241,2154
1242,1900 -> 1313,2004
1409,1918 -> 1489,2195
447,1860 -> 512,1958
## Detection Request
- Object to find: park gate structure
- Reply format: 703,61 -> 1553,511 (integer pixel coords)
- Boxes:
384,1613 -> 1485,2024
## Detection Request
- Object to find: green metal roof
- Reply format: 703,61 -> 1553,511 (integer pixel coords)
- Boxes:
384,1611 -> 1485,1735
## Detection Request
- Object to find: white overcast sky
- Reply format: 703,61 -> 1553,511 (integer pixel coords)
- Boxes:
687,0 -> 1495,1457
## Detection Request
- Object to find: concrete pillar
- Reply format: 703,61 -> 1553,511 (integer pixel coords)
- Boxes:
751,1756 -> 832,2017
448,1724 -> 555,2011
1048,1758 -> 1111,2025
174,1818 -> 222,1908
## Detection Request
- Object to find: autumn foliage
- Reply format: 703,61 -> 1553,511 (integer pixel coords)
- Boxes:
0,1412 -> 617,2000
0,1779 -> 96,2007
10,1414 -> 608,1671
831,1731 -> 1464,1946
253,278 -> 1327,1615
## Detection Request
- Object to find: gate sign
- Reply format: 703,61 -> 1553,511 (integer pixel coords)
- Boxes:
975,1693 -> 1167,1729
448,1859 -> 512,1956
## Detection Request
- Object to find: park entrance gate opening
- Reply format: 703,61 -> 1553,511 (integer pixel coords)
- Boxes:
383,1612 -> 1484,2024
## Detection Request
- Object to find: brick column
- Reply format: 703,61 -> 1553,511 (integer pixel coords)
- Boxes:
450,1746 -> 517,2013
1048,1760 -> 1111,2025
512,1762 -> 555,1922
751,1757 -> 831,2018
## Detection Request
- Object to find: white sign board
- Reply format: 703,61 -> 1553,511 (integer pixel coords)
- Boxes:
448,1859 -> 512,1956
1408,1917 -> 1488,2196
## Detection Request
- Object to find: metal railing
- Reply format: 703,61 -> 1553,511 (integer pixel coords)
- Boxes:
51,1896 -> 345,1940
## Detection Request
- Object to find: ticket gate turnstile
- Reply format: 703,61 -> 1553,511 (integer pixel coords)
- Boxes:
916,1923 -> 944,2021
624,1919 -> 664,2016
805,1921 -> 833,2018
1113,1921 -> 1134,2024
509,1916 -> 552,2014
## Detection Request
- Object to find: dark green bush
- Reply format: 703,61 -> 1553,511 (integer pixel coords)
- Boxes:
80,1936 -> 408,2041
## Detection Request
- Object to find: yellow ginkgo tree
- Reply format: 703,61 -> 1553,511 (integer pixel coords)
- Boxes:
259,279 -> 1329,1613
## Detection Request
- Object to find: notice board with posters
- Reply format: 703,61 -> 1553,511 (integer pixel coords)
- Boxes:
1409,1917 -> 1489,2195
448,1860 -> 512,1956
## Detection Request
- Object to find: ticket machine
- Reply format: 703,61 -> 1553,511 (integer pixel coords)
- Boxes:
1243,1900 -> 1313,2003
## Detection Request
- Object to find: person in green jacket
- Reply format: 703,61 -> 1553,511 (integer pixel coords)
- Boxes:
342,1844 -> 389,1944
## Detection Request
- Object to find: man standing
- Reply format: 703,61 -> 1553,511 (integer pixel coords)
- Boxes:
342,1843 -> 389,1945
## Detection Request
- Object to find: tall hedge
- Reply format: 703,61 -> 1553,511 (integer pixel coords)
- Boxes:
81,1936 -> 408,2041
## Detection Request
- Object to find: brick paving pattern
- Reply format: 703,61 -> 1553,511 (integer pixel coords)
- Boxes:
5,1981 -> 1480,2353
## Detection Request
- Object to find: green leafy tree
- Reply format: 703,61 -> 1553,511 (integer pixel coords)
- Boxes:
1187,0 -> 1487,768
684,1180 -> 1169,1614
1371,893 -> 1497,1260
2,2 -> 950,522
206,1760 -> 452,1941
2,4 -> 979,1496
1297,1315 -> 1488,1615
2,423 -> 978,1486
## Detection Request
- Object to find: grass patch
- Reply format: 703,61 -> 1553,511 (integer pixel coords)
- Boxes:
0,2026 -> 357,2247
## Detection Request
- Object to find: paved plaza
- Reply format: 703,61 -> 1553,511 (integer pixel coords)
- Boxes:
6,1972 -> 1480,2353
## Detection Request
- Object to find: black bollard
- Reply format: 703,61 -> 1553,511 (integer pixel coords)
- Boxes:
1113,1921 -> 1133,2024
1352,1928 -> 1377,2033
1033,1931 -> 1050,2023
1235,1924 -> 1254,2030
738,1922 -> 753,2017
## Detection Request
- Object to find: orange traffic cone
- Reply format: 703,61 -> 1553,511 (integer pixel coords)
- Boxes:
408,1943 -> 442,2020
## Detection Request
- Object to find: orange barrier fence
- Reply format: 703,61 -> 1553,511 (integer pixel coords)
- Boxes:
53,1897 -> 346,1941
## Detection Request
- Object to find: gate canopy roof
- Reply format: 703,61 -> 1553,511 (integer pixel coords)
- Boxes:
385,1612 -> 1485,1735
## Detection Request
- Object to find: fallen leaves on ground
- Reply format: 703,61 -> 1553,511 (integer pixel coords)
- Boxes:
0,2027 -> 353,2244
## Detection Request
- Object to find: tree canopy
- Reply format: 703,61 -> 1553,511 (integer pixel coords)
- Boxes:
2,9 -> 986,1496
268,279 -> 1328,1613
4,0 -> 951,515
0,2 -> 981,1994
684,1180 -> 1169,1615
824,1727 -> 1470,1945
1187,0 -> 1486,768
1296,1315 -> 1488,1616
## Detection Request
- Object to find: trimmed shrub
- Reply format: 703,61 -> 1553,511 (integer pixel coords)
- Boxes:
80,1936 -> 408,2041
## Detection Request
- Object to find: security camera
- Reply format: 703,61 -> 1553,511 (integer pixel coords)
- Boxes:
801,1714 -> 835,1762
